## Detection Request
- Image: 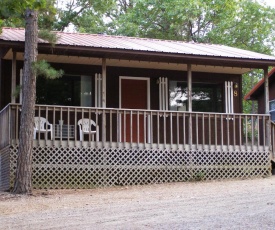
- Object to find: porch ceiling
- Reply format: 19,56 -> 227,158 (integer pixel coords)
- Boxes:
3,50 -> 252,74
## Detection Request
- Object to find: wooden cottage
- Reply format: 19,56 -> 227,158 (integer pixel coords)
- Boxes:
1,27 -> 275,190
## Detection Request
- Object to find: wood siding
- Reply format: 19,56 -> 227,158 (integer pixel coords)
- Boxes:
1,60 -> 242,113
257,79 -> 275,114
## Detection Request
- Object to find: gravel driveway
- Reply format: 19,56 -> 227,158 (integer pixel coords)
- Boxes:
1,177 -> 275,229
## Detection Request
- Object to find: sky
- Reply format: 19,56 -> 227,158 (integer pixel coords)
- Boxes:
259,0 -> 275,8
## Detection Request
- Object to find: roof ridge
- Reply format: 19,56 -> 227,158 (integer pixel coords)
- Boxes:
53,29 -> 190,43
49,29 -> 217,45
2,27 -> 203,45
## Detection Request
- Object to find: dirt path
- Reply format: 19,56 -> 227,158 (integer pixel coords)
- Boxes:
1,177 -> 275,229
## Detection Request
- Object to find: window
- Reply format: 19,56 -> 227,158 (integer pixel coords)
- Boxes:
81,76 -> 92,107
270,100 -> 275,121
36,75 -> 92,106
169,81 -> 222,112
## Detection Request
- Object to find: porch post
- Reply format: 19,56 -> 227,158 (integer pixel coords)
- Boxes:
11,50 -> 17,103
264,67 -> 271,148
102,58 -> 106,108
187,64 -> 192,112
264,67 -> 269,114
102,58 -> 107,143
187,64 -> 192,145
19,69 -> 23,104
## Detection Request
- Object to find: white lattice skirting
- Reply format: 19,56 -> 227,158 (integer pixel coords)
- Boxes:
6,145 -> 271,189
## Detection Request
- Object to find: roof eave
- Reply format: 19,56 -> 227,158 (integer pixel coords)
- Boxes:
35,43 -> 275,69
1,40 -> 275,69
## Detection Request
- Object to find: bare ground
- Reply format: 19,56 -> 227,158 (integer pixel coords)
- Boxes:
1,177 -> 275,229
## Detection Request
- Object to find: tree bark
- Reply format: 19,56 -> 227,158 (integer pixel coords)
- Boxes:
13,9 -> 38,194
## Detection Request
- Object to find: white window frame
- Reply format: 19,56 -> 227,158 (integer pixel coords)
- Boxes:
159,77 -> 168,110
95,73 -> 102,107
225,81 -> 234,113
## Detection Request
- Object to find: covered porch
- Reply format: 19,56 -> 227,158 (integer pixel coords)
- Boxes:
0,103 -> 271,189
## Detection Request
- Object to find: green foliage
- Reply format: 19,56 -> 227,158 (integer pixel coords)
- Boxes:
101,0 -> 275,53
242,70 -> 262,114
38,29 -> 59,46
74,11 -> 110,34
206,0 -> 275,54
54,0 -> 115,32
192,170 -> 205,181
37,0 -> 57,30
12,85 -> 22,99
0,0 -> 56,29
32,60 -> 64,79
0,0 -> 47,18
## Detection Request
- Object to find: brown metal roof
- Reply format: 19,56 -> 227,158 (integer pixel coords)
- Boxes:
1,27 -> 275,62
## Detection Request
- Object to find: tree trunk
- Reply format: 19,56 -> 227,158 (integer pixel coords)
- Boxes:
13,9 -> 38,194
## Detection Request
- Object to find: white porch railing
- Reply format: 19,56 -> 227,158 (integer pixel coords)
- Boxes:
0,104 -> 12,149
0,103 -> 272,189
1,103 -> 271,151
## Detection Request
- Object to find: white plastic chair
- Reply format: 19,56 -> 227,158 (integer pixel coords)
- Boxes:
78,118 -> 99,141
33,117 -> 53,140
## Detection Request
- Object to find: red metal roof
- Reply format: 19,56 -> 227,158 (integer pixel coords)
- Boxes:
244,67 -> 275,100
1,27 -> 275,62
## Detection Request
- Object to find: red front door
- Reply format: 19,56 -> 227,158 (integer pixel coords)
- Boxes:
121,78 -> 148,142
